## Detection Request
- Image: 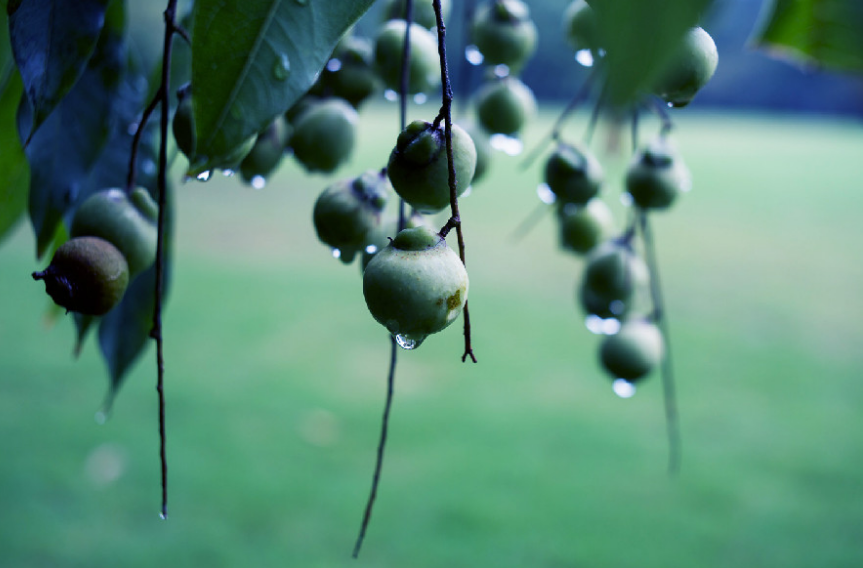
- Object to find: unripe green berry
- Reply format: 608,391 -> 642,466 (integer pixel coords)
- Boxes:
653,26 -> 718,108
32,236 -> 129,316
315,35 -> 380,108
579,241 -> 649,318
387,120 -> 477,214
240,116 -> 290,184
70,187 -> 159,277
172,94 -> 195,159
289,98 -> 357,174
563,0 -> 600,53
557,199 -> 615,255
471,0 -> 538,71
363,225 -> 468,349
374,20 -> 441,95
313,170 -> 390,264
475,77 -> 536,136
599,319 -> 664,381
625,135 -> 690,210
544,142 -> 603,205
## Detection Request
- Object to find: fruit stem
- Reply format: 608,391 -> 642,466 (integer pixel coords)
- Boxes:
432,0 -> 476,363
637,209 -> 681,476
125,95 -> 161,195
352,335 -> 398,558
648,96 -> 675,135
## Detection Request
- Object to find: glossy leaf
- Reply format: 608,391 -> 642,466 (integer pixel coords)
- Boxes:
587,0 -> 713,107
0,70 -> 29,242
188,0 -> 375,174
7,0 -> 110,141
18,0 -> 125,258
751,0 -> 863,73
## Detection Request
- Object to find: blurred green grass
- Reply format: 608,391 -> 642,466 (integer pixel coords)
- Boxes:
1,104 -> 862,568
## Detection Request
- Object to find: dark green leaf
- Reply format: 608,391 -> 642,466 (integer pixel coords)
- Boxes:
751,0 -> 863,73
8,0 -> 111,141
587,0 -> 713,107
19,0 -> 126,258
0,69 -> 29,243
188,0 -> 375,174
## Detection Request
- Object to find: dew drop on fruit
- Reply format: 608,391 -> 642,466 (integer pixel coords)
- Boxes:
612,379 -> 636,398
221,169 -> 235,177
585,315 -> 604,334
196,170 -> 212,182
395,334 -> 423,350
142,159 -> 157,175
493,64 -> 510,78
384,89 -> 398,102
602,318 -> 621,335
462,185 -> 473,198
609,300 -> 625,316
127,121 -> 139,136
273,53 -> 291,81
251,175 -> 266,190
465,45 -> 484,66
413,93 -> 428,105
331,248 -> 342,259
536,183 -> 556,204
365,244 -> 378,254
490,134 -> 523,156
326,58 -> 342,72
575,49 -> 594,67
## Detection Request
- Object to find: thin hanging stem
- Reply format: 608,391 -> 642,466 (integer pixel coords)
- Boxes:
637,210 -> 681,476
125,95 -> 161,193
148,0 -> 180,520
508,201 -> 551,244
352,336 -> 398,558
432,0 -> 476,363
352,1 -> 414,557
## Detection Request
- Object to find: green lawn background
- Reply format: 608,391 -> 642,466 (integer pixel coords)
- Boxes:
1,104 -> 862,567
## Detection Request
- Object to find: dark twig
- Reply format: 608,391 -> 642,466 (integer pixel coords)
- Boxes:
352,2 -> 413,557
433,0 -> 475,363
146,0 -> 180,520
352,336 -> 398,558
637,210 -> 681,476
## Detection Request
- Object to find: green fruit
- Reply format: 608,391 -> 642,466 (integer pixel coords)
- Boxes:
172,94 -> 194,159
544,142 -> 603,205
557,199 -> 615,255
315,35 -> 380,108
382,0 -> 451,29
374,19 -> 441,94
70,187 -> 159,277
475,77 -> 536,136
599,319 -> 664,381
579,241 -> 649,318
313,170 -> 390,264
563,0 -> 600,53
363,225 -> 469,349
289,98 -> 357,174
471,0 -> 537,71
625,135 -> 690,210
387,120 -> 477,214
653,26 -> 718,108
240,116 -> 290,184
32,236 -> 129,316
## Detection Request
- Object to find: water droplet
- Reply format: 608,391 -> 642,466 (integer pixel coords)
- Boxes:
395,334 -> 425,350
142,159 -> 157,175
601,318 -> 621,335
222,169 -> 235,177
461,185 -> 473,198
609,300 -> 625,315
493,64 -> 510,78
489,133 -> 523,156
365,244 -> 378,254
413,93 -> 428,105
94,411 -> 107,425
251,175 -> 266,189
536,183 -> 556,205
196,170 -> 212,182
326,58 -> 342,72
575,49 -> 595,67
273,53 -> 291,81
331,248 -> 341,259
159,512 -> 168,520
127,122 -> 139,136
612,378 -> 636,398
465,45 -> 484,65
667,101 -> 674,108
384,89 -> 398,102
585,315 -> 604,334
619,192 -> 633,206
